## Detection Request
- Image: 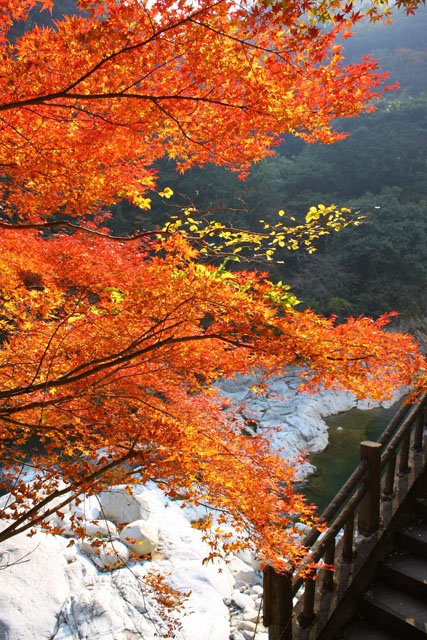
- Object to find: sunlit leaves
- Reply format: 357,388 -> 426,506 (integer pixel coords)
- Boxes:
158,187 -> 174,199
134,196 -> 152,210
160,202 -> 365,261
0,0 -> 409,219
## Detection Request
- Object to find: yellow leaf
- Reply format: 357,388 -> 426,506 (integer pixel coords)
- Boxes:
134,196 -> 152,210
159,187 -> 174,198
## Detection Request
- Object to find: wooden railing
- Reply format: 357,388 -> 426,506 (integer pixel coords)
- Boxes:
263,393 -> 427,640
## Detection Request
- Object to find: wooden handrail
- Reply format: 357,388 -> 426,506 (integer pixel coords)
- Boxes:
264,392 -> 427,638
377,400 -> 412,445
292,480 -> 369,595
298,394 -> 427,555
381,396 -> 427,466
296,398 -> 418,554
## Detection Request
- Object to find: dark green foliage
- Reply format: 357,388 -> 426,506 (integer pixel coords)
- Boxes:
108,92 -> 427,318
289,189 -> 427,317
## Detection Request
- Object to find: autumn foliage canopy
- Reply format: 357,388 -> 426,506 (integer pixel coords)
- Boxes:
0,0 -> 426,577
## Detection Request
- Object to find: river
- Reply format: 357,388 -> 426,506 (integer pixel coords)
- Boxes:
303,400 -> 401,514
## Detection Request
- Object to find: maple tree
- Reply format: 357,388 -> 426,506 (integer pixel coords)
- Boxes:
0,0 -> 423,220
0,0 -> 426,603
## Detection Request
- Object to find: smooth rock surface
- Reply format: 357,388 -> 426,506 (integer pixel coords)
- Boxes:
97,487 -> 150,524
0,484 -> 234,640
99,540 -> 130,568
0,525 -> 70,640
85,519 -> 118,539
119,519 -> 158,556
231,590 -> 255,611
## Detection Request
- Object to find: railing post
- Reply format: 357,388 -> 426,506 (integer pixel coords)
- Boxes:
358,441 -> 382,536
299,570 -> 316,627
413,407 -> 426,450
382,452 -> 396,500
323,539 -> 335,590
342,513 -> 355,561
263,566 -> 293,640
399,430 -> 411,473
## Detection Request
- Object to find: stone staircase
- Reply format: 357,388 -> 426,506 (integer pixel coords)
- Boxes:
336,497 -> 427,639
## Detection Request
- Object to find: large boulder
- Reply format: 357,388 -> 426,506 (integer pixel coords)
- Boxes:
99,540 -> 130,569
0,526 -> 70,640
85,519 -> 118,538
119,520 -> 158,556
97,487 -> 150,524
0,484 -> 235,640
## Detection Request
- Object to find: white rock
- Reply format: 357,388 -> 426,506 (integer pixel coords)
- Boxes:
228,554 -> 254,576
231,590 -> 255,611
242,610 -> 261,622
69,494 -> 101,521
237,620 -> 257,631
0,484 -> 233,640
53,513 -> 118,540
57,563 -> 162,639
97,487 -> 150,524
234,568 -> 259,586
78,539 -> 100,556
235,548 -> 253,565
294,521 -> 311,535
218,369 -> 407,482
31,490 -> 73,524
0,492 -> 11,511
51,514 -> 75,536
250,584 -> 263,595
85,519 -> 118,538
0,526 -> 70,640
119,519 -> 158,556
99,540 -> 130,568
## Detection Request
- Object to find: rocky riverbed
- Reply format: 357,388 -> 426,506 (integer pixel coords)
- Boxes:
0,369 -> 404,640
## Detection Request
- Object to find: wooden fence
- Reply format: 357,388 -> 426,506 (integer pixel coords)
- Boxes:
263,393 -> 427,640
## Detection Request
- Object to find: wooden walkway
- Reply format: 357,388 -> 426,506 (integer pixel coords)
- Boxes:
263,394 -> 427,640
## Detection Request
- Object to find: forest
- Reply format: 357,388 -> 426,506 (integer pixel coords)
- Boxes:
105,8 -> 427,322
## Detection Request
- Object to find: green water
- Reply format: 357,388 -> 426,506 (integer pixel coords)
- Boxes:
303,401 -> 401,514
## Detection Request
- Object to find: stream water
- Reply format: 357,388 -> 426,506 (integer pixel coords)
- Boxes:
303,401 -> 401,514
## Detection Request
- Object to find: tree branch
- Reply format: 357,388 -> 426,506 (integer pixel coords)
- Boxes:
0,447 -> 140,543
0,333 -> 248,405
